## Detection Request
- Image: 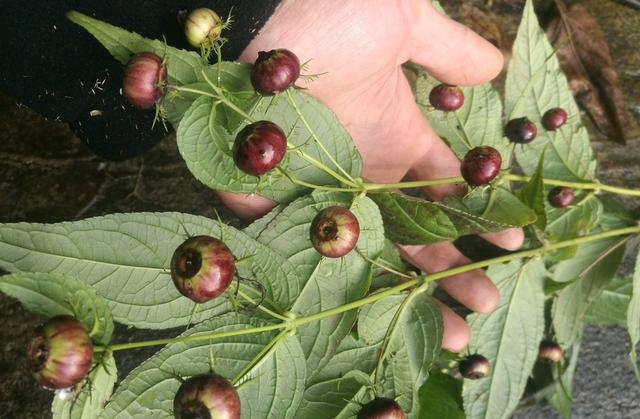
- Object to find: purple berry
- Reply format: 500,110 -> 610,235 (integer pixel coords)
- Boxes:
542,108 -> 568,130
505,117 -> 537,144
458,354 -> 490,379
548,186 -> 574,208
429,84 -> 465,112
170,236 -> 236,303
310,206 -> 360,258
173,373 -> 240,419
460,146 -> 502,186
538,341 -> 563,363
27,315 -> 93,389
250,49 -> 300,95
357,397 -> 405,419
122,52 -> 167,109
185,8 -> 223,48
233,121 -> 287,176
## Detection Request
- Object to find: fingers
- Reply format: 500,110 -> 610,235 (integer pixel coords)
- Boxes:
438,301 -> 471,352
409,0 -> 504,85
216,191 -> 277,222
480,228 -> 525,251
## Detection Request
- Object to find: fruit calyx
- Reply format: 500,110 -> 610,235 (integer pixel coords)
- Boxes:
505,117 -> 538,144
233,121 -> 287,176
538,340 -> 563,363
310,206 -> 360,258
357,397 -> 405,419
458,353 -> 490,379
170,236 -> 236,303
429,84 -> 465,112
27,315 -> 93,389
548,186 -> 574,208
173,372 -> 241,419
460,146 -> 502,186
542,108 -> 568,131
122,52 -> 167,109
250,49 -> 301,95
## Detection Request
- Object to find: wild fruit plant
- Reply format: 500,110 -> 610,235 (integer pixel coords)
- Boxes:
2,3 -> 640,418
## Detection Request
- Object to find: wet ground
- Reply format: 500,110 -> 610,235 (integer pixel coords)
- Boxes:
1,0 -> 640,417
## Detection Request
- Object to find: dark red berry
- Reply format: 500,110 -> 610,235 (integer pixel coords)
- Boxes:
542,108 -> 568,130
170,236 -> 236,303
357,397 -> 405,419
123,52 -> 167,109
173,373 -> 240,419
505,117 -> 538,144
538,341 -> 563,363
233,121 -> 287,176
310,206 -> 360,258
185,8 -> 223,48
460,146 -> 502,186
459,354 -> 490,379
250,49 -> 300,95
429,84 -> 465,112
548,186 -> 574,208
27,315 -> 93,389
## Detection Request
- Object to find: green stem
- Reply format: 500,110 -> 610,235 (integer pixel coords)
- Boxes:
361,176 -> 465,191
356,248 -> 413,279
95,225 -> 640,353
504,174 -> 640,197
289,147 -> 360,187
168,85 -> 217,99
236,288 -> 291,322
200,71 -> 256,123
285,89 -> 357,185
276,167 -> 357,192
232,329 -> 290,384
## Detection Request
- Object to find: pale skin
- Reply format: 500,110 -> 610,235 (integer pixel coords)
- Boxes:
218,0 -> 524,351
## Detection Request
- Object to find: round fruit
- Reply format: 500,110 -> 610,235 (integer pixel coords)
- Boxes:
27,315 -> 93,389
184,8 -> 223,48
233,121 -> 287,176
548,186 -> 574,208
122,52 -> 167,109
460,146 -> 502,186
173,373 -> 240,419
429,84 -> 465,112
458,354 -> 490,379
505,117 -> 538,144
357,397 -> 405,419
250,49 -> 300,95
170,236 -> 236,303
310,206 -> 360,258
542,108 -> 568,130
538,341 -> 563,363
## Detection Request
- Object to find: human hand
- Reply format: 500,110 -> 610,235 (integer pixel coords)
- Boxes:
218,0 -> 524,351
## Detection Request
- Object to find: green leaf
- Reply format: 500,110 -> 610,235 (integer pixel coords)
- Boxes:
552,236 -> 627,346
102,313 -> 305,419
505,0 -> 595,181
627,247 -> 640,381
418,372 -> 465,419
518,149 -> 547,230
585,278 -> 632,326
371,189 -> 535,245
0,272 -> 113,345
547,339 -> 581,419
177,89 -> 362,203
244,191 -> 384,376
415,70 -> 512,164
52,353 -> 117,419
371,239 -> 411,289
0,212 -> 300,329
463,259 -> 546,419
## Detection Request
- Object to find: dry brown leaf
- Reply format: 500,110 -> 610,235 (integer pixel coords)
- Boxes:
545,0 -> 634,144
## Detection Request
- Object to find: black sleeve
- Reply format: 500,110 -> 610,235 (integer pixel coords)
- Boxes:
0,1 -> 281,160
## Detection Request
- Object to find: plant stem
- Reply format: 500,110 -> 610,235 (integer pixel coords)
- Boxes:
200,71 -> 256,123
232,329 -> 290,385
276,167 -> 357,192
288,147 -> 360,187
95,224 -> 640,353
356,248 -> 413,279
167,85 -> 217,99
361,176 -> 465,191
504,174 -> 640,197
236,289 -> 291,322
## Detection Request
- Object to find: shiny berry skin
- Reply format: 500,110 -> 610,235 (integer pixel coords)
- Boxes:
250,49 -> 300,95
185,8 -> 223,48
538,341 -> 564,363
459,354 -> 490,379
233,121 -> 287,176
429,84 -> 465,112
357,397 -> 405,419
505,117 -> 538,144
460,146 -> 502,186
548,186 -> 574,208
170,236 -> 236,303
27,315 -> 93,389
123,52 -> 167,109
173,373 -> 240,419
310,206 -> 360,258
542,108 -> 568,130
